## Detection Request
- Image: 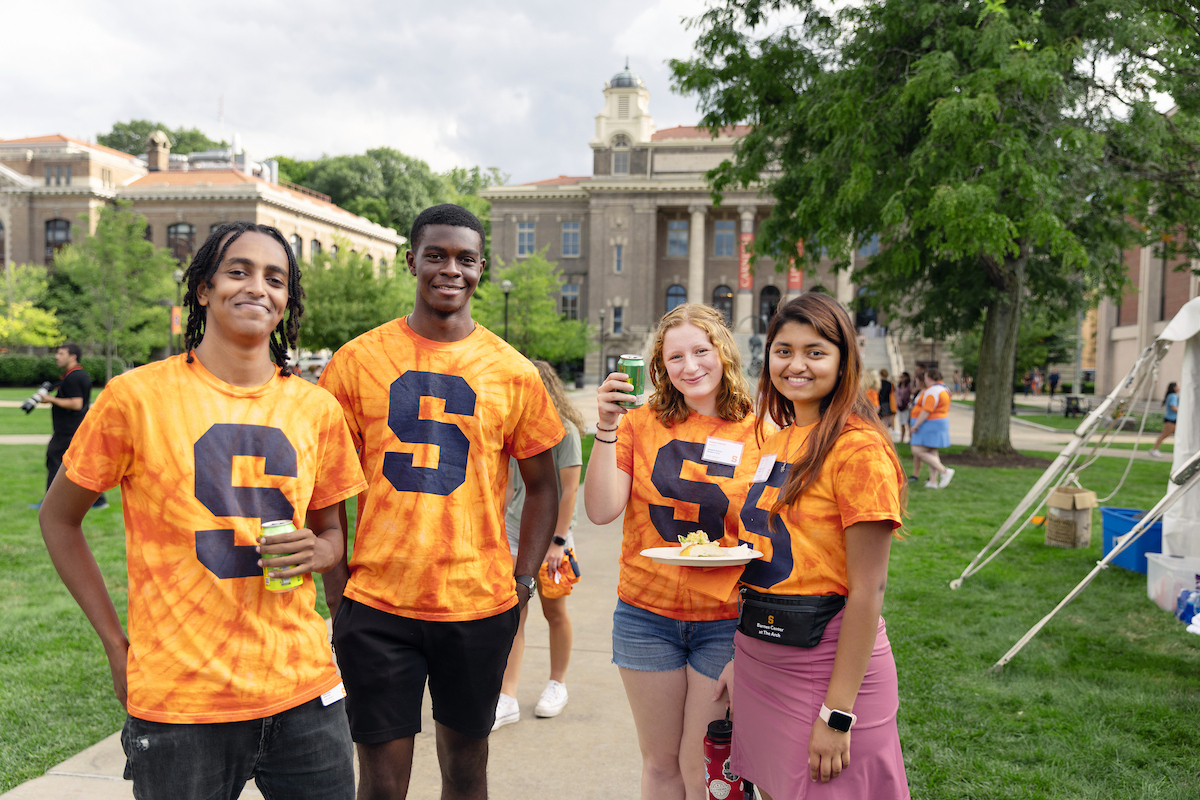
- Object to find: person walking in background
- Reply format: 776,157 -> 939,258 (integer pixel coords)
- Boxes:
895,372 -> 913,445
1049,370 -> 1060,397
878,368 -> 896,433
495,360 -> 584,729
910,369 -> 954,489
31,343 -> 108,511
1032,367 -> 1043,396
1023,372 -> 1033,397
722,291 -> 910,800
952,369 -> 962,400
1149,382 -> 1179,459
584,303 -> 767,800
864,369 -> 881,413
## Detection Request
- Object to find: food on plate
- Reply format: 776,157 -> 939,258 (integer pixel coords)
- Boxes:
677,531 -> 727,557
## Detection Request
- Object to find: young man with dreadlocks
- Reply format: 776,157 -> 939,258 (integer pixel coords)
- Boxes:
318,204 -> 564,800
40,223 -> 366,800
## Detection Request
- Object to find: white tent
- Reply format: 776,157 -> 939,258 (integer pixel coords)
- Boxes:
1159,299 -> 1200,557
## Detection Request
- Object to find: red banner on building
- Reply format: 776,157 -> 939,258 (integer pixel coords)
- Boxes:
787,266 -> 803,291
738,232 -> 754,290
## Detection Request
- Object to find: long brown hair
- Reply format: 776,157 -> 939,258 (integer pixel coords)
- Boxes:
647,303 -> 753,426
754,292 -> 903,522
533,360 -> 585,435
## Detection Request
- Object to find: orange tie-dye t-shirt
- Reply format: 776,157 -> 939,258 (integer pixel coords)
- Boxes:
62,355 -> 368,724
920,384 -> 950,419
738,417 -> 904,597
319,317 -> 564,622
615,406 -> 767,621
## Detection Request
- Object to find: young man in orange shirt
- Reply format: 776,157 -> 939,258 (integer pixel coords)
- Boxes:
40,223 -> 366,799
319,204 -> 563,800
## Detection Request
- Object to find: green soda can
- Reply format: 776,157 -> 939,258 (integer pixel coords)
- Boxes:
617,354 -> 646,408
261,519 -> 305,593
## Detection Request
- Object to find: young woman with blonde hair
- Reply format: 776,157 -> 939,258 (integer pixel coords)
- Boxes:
585,303 -> 767,800
720,291 -> 910,799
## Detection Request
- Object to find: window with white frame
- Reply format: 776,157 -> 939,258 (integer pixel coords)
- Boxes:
311,240 -> 322,257
289,234 -> 303,260
561,222 -> 580,257
667,220 -> 688,257
561,284 -> 579,319
612,306 -> 624,334
615,244 -> 623,273
714,220 -> 736,257
612,135 -> 630,174
517,222 -> 535,256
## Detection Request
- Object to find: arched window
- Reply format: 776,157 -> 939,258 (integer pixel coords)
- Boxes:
712,285 -> 733,326
289,234 -> 302,260
666,284 -> 687,312
311,240 -> 322,258
612,134 -> 630,174
330,244 -> 339,257
379,258 -> 387,270
144,224 -> 153,243
757,286 -> 781,334
365,254 -> 373,264
45,219 -> 71,264
167,223 -> 195,263
0,218 -> 6,267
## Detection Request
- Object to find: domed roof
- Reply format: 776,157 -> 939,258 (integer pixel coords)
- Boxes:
610,58 -> 643,89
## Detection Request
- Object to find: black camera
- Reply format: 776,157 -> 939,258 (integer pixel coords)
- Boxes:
20,382 -> 54,414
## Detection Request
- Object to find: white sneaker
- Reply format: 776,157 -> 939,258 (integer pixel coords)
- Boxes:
924,480 -> 940,489
939,468 -> 956,488
534,680 -> 568,718
1148,449 -> 1164,459
492,693 -> 520,731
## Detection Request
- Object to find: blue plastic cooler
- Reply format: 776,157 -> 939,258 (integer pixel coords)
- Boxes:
1100,507 -> 1163,574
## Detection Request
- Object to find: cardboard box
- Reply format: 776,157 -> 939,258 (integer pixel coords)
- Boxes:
1044,487 -> 1098,548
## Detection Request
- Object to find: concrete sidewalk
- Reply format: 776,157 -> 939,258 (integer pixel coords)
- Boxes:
1,495 -> 642,799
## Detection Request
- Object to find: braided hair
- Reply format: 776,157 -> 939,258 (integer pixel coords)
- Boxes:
183,222 -> 305,377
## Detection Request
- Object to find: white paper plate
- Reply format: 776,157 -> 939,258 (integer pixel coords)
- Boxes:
639,546 -> 764,567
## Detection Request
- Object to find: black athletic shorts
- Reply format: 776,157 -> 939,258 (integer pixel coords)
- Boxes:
332,598 -> 520,743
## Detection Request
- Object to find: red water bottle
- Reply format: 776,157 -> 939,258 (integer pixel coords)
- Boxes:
704,710 -> 750,800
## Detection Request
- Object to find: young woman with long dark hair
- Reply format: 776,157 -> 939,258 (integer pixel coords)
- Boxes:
717,291 -> 909,799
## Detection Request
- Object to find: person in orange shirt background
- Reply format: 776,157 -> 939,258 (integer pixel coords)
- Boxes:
910,367 -> 954,489
723,291 -> 909,800
319,204 -> 563,800
39,223 -> 367,799
584,303 -> 767,800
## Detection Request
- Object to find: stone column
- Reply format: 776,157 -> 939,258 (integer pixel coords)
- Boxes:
688,204 -> 706,304
736,206 -> 755,330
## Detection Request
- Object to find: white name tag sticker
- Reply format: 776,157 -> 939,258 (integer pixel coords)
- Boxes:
321,682 -> 347,706
702,436 -> 744,467
752,455 -> 777,483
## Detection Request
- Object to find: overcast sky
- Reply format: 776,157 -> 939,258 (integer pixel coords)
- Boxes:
3,0 -> 717,185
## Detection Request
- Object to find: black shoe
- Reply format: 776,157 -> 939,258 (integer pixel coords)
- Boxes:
91,498 -> 110,510
907,475 -> 919,483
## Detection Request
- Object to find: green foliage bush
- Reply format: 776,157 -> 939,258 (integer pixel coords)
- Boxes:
0,355 -> 123,387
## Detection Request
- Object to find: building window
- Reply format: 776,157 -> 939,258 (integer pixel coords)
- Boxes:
65,165 -> 72,185
330,244 -> 339,257
613,135 -> 630,174
380,258 -> 387,270
517,221 -> 535,256
857,234 -> 881,257
666,284 -> 687,312
615,244 -> 623,273
45,219 -> 71,264
167,223 -> 196,263
144,225 -> 153,243
289,234 -> 303,260
365,254 -> 373,264
712,285 -> 734,325
618,96 -> 630,119
0,219 -> 6,268
714,220 -> 735,257
758,286 -> 781,334
311,240 -> 322,257
562,284 -> 580,319
45,166 -> 52,186
562,221 -> 580,257
612,306 -> 624,335
668,220 -> 689,257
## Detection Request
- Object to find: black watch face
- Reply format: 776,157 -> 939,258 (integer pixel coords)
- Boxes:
828,711 -> 853,732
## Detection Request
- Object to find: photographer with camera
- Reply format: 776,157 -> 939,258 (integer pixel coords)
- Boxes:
29,343 -> 107,511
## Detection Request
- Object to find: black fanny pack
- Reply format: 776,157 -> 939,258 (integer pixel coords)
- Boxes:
737,588 -> 846,648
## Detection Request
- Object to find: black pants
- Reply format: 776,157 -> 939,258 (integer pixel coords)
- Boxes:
46,434 -> 107,504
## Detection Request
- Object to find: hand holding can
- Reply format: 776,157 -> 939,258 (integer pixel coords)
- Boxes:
617,354 -> 646,408
259,520 -> 305,593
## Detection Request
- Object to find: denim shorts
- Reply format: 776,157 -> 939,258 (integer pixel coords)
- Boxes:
120,696 -> 353,800
611,598 -> 737,681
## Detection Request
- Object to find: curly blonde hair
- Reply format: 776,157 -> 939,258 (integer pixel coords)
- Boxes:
647,303 -> 753,426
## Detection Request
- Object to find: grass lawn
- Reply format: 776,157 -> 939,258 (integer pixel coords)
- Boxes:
0,407 -> 53,436
3,432 -> 1198,795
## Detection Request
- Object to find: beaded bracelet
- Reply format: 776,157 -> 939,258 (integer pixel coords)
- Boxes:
594,434 -> 618,444
596,424 -> 619,433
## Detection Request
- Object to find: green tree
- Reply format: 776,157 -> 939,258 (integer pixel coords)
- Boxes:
472,250 -> 591,363
0,264 -> 60,348
299,241 -> 415,352
52,203 -> 177,379
97,120 -> 226,155
950,305 -> 1077,390
672,0 -> 1200,454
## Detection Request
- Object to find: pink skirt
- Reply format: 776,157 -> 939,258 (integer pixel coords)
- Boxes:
730,611 -> 909,799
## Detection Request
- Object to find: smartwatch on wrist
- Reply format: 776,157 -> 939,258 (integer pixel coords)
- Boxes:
515,575 -> 537,596
820,704 -> 857,733
552,535 -> 568,547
